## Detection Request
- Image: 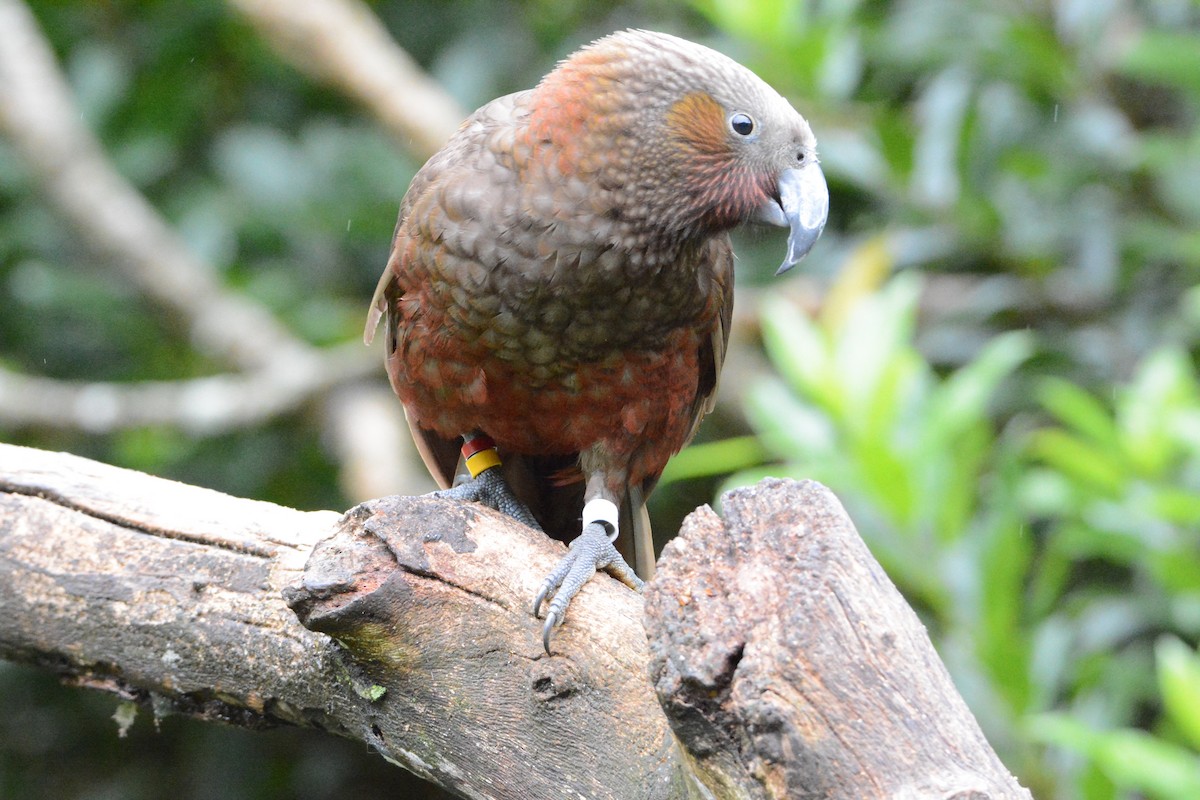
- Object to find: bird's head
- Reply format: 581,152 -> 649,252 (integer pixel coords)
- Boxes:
531,29 -> 828,273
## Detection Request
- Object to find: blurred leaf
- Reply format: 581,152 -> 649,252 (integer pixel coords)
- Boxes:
1027,428 -> 1125,496
689,0 -> 807,44
743,376 -> 839,459
660,436 -> 771,485
1037,376 -> 1121,451
1158,636 -> 1200,752
1119,348 -> 1197,477
820,234 -> 895,331
910,67 -> 970,209
1119,31 -> 1200,97
213,125 -> 315,211
760,294 -> 836,410
924,330 -> 1034,449
975,508 -> 1034,711
112,700 -> 138,738
67,41 -> 132,129
854,433 -> 913,528
834,273 -> 920,425
1030,714 -> 1200,799
1151,487 -> 1200,526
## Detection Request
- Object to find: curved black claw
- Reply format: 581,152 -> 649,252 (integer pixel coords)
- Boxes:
433,466 -> 541,531
532,521 -> 644,654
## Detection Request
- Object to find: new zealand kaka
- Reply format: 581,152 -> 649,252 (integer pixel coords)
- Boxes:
366,29 -> 828,651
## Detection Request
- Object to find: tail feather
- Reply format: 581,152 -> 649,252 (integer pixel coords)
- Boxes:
624,484 -> 656,581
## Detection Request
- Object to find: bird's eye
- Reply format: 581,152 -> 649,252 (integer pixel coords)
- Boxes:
729,113 -> 755,137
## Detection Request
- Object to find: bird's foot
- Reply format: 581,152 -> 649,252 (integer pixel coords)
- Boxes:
532,508 -> 644,654
434,465 -> 542,531
432,433 -> 542,531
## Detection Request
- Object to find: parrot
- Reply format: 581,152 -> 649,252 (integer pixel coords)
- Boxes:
366,29 -> 828,653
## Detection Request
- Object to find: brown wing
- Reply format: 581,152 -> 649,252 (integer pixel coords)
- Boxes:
627,236 -> 736,580
379,272 -> 462,489
635,235 -> 735,504
366,89 -> 532,346
694,237 -> 736,431
365,91 -> 535,489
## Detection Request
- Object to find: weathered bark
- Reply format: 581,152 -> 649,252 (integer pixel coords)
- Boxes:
0,443 -> 1030,799
281,493 -> 690,799
645,479 -> 1031,799
0,443 -> 686,799
0,444 -> 345,727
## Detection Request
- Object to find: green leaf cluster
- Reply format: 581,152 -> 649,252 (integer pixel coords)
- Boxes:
690,269 -> 1200,798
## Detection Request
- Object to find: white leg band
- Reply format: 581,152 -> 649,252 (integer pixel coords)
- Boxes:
582,498 -> 620,536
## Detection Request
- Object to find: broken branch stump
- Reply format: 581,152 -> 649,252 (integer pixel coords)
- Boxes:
646,478 -> 1032,799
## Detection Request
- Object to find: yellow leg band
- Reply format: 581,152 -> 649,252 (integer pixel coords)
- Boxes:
465,447 -> 502,478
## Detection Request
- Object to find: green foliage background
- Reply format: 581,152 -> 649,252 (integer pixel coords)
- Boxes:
3,0 -> 1200,798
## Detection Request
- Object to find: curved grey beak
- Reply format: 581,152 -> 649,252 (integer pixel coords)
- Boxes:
758,163 -> 829,275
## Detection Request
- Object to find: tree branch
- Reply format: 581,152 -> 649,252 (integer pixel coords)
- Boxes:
226,0 -> 466,160
0,0 -> 311,372
0,0 -> 419,493
0,443 -> 345,741
0,344 -> 377,435
0,443 -> 686,798
0,442 -> 1031,799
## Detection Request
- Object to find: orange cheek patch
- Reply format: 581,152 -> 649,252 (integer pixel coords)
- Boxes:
666,92 -> 730,156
